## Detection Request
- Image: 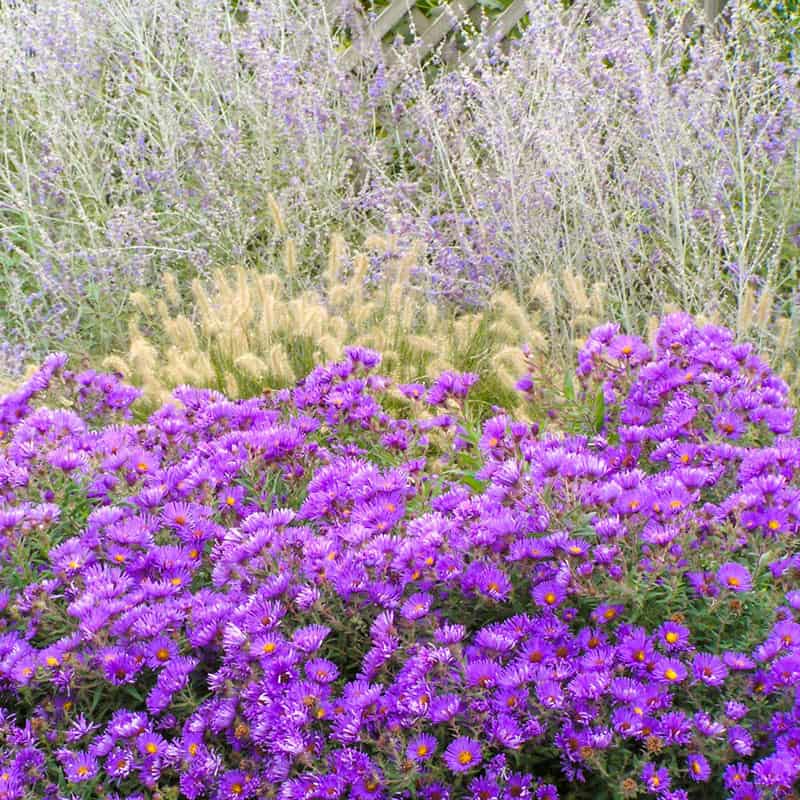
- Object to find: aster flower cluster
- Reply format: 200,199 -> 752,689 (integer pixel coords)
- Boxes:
1,316 -> 800,798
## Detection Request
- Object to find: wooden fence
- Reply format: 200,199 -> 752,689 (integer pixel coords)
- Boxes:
328,0 -> 731,89
328,0 -> 529,87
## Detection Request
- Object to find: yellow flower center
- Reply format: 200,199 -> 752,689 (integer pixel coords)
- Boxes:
263,642 -> 276,654
665,632 -> 679,644
145,743 -> 158,754
458,750 -> 473,765
768,519 -> 781,530
77,766 -> 89,777
544,592 -> 557,605
727,576 -> 740,587
46,656 -> 59,667
664,668 -> 678,681
156,648 -> 170,661
417,744 -> 429,757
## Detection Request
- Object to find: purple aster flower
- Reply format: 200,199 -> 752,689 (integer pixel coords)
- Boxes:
717,562 -> 752,592
752,755 -> 800,791
532,581 -> 565,609
443,736 -> 482,772
693,711 -> 725,737
58,749 -> 99,782
724,701 -> 748,720
218,770 -> 254,799
723,763 -> 751,791
641,762 -> 670,793
692,653 -> 728,687
421,784 -> 450,800
658,711 -> 692,745
401,592 -> 433,620
687,753 -> 711,782
728,725 -> 754,756
137,731 -> 167,759
724,652 -> 756,671
713,411 -> 745,438
591,603 -> 624,625
656,621 -> 690,651
654,657 -> 688,685
406,733 -> 437,762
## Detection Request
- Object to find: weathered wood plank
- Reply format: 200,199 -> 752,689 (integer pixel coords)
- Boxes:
409,7 -> 430,36
340,0 -> 414,69
340,0 -> 530,91
461,0 -> 528,67
412,0 -> 477,63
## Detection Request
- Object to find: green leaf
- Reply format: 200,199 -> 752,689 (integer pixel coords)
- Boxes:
563,370 -> 575,402
452,470 -> 487,492
592,387 -> 606,432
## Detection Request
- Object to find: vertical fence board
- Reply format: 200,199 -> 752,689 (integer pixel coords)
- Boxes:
341,0 -> 530,87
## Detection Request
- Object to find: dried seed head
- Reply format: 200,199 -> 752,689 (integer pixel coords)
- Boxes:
316,334 -> 344,361
738,285 -> 756,334
776,316 -> 793,355
268,344 -> 295,385
325,234 -> 347,287
130,291 -> 153,315
364,234 -> 389,251
234,353 -> 269,379
328,282 -> 350,309
563,269 -> 589,310
353,253 -> 370,285
528,274 -> 555,314
284,238 -> 297,277
168,316 -> 199,352
163,272 -> 181,307
755,287 -> 774,330
267,193 -> 287,236
224,371 -> 239,397
406,334 -> 438,356
646,315 -> 659,348
101,356 -> 131,378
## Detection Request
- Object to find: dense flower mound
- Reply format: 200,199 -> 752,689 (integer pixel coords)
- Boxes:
2,314 -> 800,799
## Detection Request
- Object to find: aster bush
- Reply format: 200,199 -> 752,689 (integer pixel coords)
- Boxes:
2,313 -> 800,799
